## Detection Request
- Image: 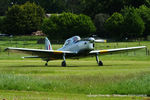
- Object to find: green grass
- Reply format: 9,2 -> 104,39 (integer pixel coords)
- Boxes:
0,36 -> 150,99
0,60 -> 149,95
105,74 -> 150,95
0,60 -> 150,99
1,90 -> 147,100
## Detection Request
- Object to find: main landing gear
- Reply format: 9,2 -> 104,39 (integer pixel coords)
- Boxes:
45,61 -> 49,66
61,53 -> 66,67
44,54 -> 67,67
96,53 -> 103,66
44,53 -> 102,67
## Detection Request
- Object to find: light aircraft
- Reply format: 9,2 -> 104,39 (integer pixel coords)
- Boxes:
5,36 -> 146,67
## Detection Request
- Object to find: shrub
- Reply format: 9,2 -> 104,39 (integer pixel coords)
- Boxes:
104,12 -> 124,40
105,7 -> 145,40
41,12 -> 96,40
121,7 -> 145,39
137,5 -> 150,39
2,2 -> 45,35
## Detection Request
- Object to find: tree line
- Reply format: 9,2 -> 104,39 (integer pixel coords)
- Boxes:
1,0 -> 150,17
1,1 -> 150,40
0,2 -> 95,40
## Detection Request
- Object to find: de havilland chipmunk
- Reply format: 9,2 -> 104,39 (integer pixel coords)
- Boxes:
5,36 -> 146,67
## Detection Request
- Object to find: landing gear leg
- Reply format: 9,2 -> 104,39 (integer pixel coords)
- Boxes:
96,53 -> 103,66
45,61 -> 48,66
61,53 -> 66,67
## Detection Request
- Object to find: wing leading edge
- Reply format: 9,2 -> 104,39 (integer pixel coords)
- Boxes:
5,47 -> 76,60
90,46 -> 146,55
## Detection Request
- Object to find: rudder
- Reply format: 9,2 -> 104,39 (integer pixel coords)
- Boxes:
45,37 -> 52,50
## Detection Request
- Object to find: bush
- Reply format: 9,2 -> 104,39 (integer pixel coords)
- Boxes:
2,2 -> 45,35
121,7 -> 145,39
137,5 -> 150,39
41,12 -> 96,40
105,7 -> 145,40
104,12 -> 124,40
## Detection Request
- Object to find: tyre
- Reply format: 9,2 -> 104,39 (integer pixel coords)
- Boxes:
62,61 -> 66,67
98,61 -> 103,66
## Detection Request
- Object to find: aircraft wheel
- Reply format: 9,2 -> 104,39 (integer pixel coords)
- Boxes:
45,62 -> 48,66
98,61 -> 103,66
62,61 -> 66,67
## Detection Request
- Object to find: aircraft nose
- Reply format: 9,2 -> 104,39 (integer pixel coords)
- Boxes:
88,43 -> 94,50
88,37 -> 95,43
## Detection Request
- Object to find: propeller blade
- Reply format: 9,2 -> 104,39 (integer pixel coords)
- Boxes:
94,39 -> 107,43
82,37 -> 107,43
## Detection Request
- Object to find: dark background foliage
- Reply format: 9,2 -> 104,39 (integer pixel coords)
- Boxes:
1,0 -> 150,40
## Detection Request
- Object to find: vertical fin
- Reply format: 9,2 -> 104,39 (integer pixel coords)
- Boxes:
45,37 -> 52,50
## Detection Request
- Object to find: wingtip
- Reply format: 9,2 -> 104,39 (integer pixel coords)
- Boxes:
141,46 -> 146,48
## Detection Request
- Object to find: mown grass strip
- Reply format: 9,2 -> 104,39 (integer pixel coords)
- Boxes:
0,90 -> 147,100
0,72 -> 149,95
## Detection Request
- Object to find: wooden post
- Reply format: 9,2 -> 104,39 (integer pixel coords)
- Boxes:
126,45 -> 128,55
146,48 -> 148,56
134,50 -> 136,56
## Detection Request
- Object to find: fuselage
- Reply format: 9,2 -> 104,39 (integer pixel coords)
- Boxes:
59,41 -> 94,52
43,36 -> 95,61
57,36 -> 94,54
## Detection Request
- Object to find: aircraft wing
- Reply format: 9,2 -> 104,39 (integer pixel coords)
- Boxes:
5,47 -> 76,60
90,46 -> 146,55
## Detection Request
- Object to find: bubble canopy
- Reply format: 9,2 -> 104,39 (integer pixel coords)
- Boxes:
63,36 -> 81,46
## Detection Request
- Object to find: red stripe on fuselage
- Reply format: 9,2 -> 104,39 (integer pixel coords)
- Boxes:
49,45 -> 50,50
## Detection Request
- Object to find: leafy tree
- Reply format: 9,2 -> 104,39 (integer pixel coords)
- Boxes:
2,0 -> 150,18
41,16 -> 60,39
104,12 -> 124,39
82,0 -> 102,18
0,17 -> 5,32
2,2 -> 45,35
137,5 -> 150,38
121,7 -> 145,39
65,0 -> 86,14
124,0 -> 150,8
37,0 -> 67,13
81,0 -> 150,19
94,13 -> 110,38
41,12 -> 96,40
0,0 -> 9,16
101,0 -> 124,14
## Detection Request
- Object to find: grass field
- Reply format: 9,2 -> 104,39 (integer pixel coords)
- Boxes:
0,36 -> 150,100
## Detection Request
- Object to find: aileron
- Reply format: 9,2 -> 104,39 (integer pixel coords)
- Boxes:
90,46 -> 146,54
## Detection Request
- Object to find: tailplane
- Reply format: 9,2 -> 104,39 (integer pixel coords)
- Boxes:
45,37 -> 52,50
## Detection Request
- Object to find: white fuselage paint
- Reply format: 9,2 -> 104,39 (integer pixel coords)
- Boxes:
58,41 -> 94,53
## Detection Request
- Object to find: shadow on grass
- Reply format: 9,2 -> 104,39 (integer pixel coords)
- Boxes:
8,65 -> 61,67
8,64 -> 101,68
6,63 -> 131,68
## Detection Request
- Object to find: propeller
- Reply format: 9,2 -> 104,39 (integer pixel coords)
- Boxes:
88,37 -> 107,43
94,39 -> 107,43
